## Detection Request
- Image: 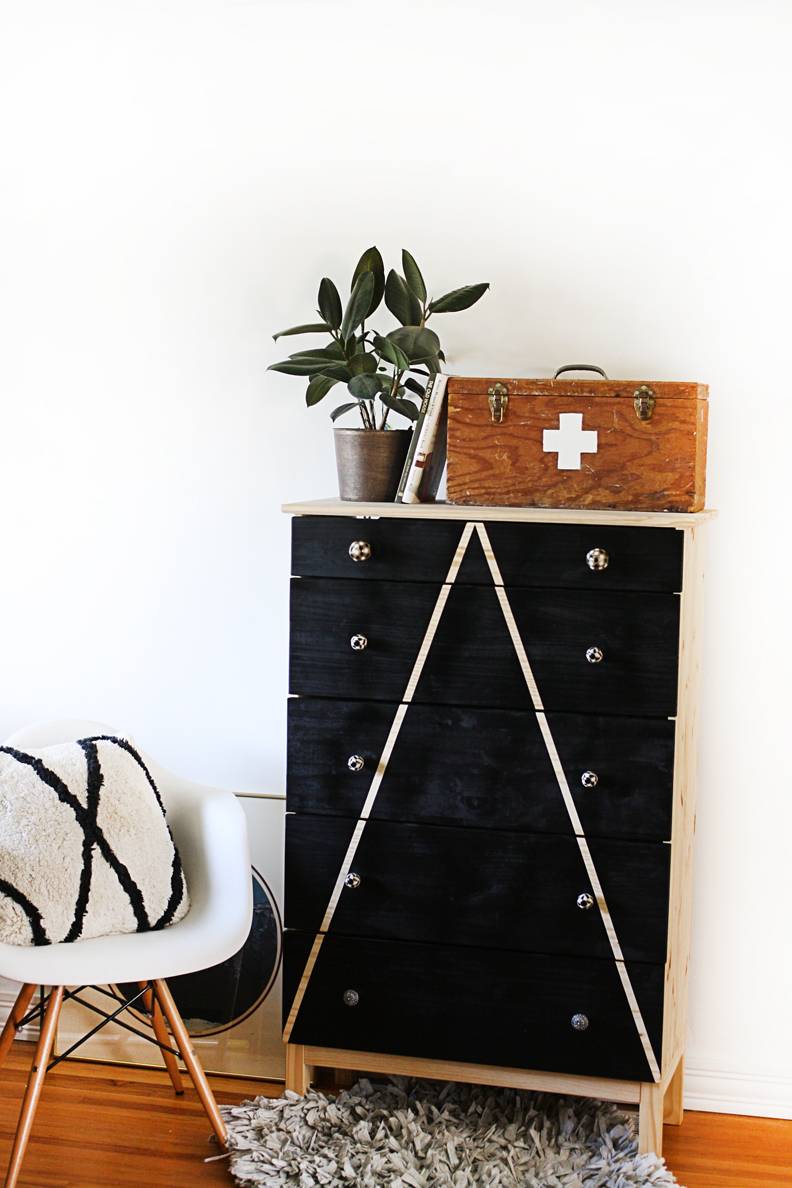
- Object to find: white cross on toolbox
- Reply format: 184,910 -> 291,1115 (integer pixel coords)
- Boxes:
543,412 -> 598,470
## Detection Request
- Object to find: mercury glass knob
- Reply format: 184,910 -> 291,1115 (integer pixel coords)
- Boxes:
349,540 -> 372,563
581,770 -> 599,789
350,634 -> 368,651
344,872 -> 362,890
571,1013 -> 589,1032
347,754 -> 365,773
342,989 -> 360,1007
586,646 -> 604,664
576,892 -> 594,911
586,547 -> 609,572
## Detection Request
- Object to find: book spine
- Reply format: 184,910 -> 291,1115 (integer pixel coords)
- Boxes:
395,375 -> 435,502
400,374 -> 448,505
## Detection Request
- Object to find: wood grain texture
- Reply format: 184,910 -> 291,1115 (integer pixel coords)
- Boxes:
662,528 -> 704,1078
664,1056 -> 685,1126
287,698 -> 676,841
0,985 -> 36,1070
292,515 -> 684,592
284,1043 -> 313,1095
0,1047 -> 786,1188
285,815 -> 672,964
0,1045 -> 788,1183
5,987 -> 64,1188
0,1044 -> 271,1187
283,499 -> 717,528
289,578 -> 681,716
639,1079 -> 665,1155
152,980 -> 227,1148
447,379 -> 708,399
663,1111 -> 792,1187
283,932 -> 664,1082
302,1044 -> 641,1102
446,378 -> 708,512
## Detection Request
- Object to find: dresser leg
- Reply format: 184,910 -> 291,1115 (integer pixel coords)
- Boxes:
638,1081 -> 664,1156
663,1056 -> 684,1125
285,1043 -> 314,1095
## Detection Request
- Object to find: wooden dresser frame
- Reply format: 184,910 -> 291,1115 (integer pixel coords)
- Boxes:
282,500 -> 713,1157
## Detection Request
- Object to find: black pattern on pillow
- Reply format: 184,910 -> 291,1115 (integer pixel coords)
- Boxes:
0,736 -> 190,946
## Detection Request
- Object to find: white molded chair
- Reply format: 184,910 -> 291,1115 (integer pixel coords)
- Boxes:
0,719 -> 253,1187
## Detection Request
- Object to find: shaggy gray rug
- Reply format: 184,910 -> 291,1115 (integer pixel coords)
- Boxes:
220,1078 -> 681,1187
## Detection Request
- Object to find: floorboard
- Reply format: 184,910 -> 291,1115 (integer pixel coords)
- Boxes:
0,1045 -> 788,1186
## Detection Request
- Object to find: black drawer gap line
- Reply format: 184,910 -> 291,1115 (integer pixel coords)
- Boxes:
475,521 -> 661,1082
282,521 -> 476,1042
292,573 -> 682,596
288,692 -> 675,723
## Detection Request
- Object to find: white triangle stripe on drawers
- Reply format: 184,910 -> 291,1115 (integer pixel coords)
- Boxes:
282,523 -> 476,1041
475,523 -> 661,1082
285,520 -> 660,1082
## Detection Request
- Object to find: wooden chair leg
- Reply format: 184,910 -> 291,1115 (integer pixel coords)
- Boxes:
151,979 -> 227,1148
638,1080 -> 664,1156
0,984 -> 37,1070
4,986 -> 64,1188
137,982 -> 184,1096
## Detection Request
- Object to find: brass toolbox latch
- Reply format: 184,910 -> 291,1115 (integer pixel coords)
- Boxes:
633,385 -> 656,421
488,382 -> 509,424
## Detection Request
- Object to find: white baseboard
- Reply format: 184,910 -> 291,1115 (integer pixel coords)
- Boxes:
1,984 -> 789,1118
684,1065 -> 792,1120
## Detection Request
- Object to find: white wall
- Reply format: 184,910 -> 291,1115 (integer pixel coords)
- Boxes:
1,0 -> 790,1117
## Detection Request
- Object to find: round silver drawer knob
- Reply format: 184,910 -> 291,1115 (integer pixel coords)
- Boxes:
347,754 -> 365,773
586,646 -> 604,664
576,892 -> 594,911
349,540 -> 372,563
350,634 -> 368,651
344,872 -> 362,890
586,547 -> 609,572
571,1013 -> 589,1032
342,989 -> 360,1007
581,770 -> 599,789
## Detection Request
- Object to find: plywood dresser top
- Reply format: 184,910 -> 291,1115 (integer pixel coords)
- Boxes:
282,497 -> 717,530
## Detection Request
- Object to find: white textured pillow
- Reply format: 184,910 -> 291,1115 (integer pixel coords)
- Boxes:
0,735 -> 190,946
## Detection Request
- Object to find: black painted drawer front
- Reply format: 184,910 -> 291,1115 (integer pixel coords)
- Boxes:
292,516 -> 683,592
290,579 -> 680,717
284,932 -> 663,1081
285,816 -> 670,964
288,699 -> 675,841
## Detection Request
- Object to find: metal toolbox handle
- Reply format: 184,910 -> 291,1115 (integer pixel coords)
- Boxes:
553,363 -> 609,379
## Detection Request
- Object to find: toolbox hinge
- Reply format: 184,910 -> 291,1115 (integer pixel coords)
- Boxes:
488,382 -> 509,424
633,385 -> 656,421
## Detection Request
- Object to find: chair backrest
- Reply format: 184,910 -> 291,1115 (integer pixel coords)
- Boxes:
2,720 -> 220,817
4,719 -> 125,750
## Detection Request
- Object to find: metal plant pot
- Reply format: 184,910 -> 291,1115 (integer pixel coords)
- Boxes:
333,428 -> 412,502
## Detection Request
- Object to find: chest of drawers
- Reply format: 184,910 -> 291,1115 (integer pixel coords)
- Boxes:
281,498 -> 711,1155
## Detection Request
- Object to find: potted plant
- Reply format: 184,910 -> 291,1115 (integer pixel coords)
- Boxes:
269,247 -> 488,500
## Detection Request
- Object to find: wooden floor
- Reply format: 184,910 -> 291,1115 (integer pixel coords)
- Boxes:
0,1045 -> 788,1186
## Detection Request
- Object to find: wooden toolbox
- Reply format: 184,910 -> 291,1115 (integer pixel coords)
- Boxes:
446,368 -> 708,512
